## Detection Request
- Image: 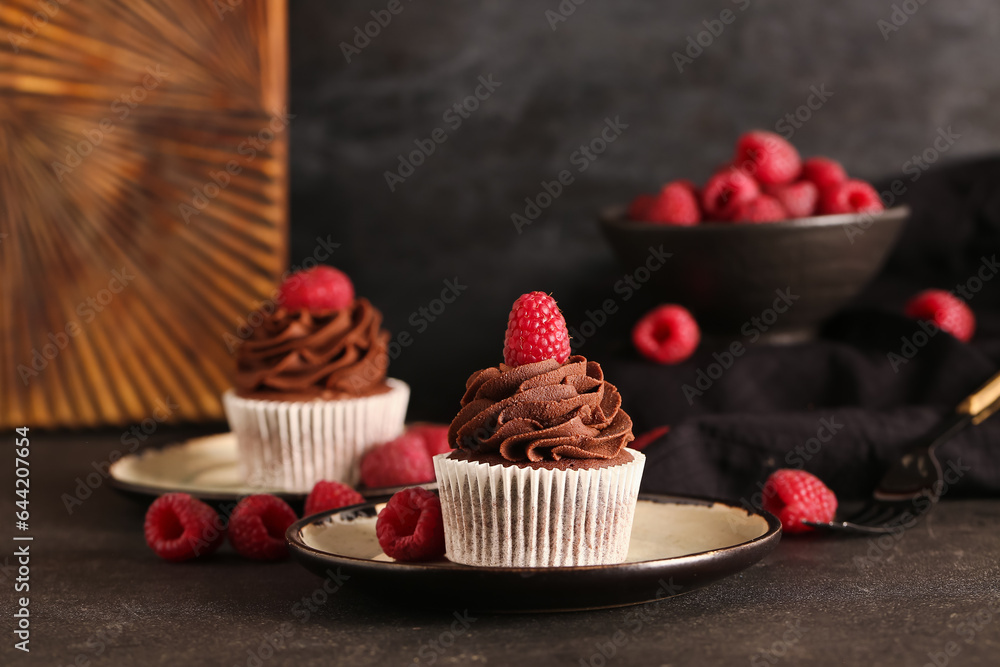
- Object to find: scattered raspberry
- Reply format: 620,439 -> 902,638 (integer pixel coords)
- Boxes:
905,289 -> 975,342
762,469 -> 838,535
304,481 -> 365,517
228,495 -> 298,561
144,493 -> 225,562
801,157 -> 847,191
626,194 -> 655,221
503,291 -> 572,366
361,432 -> 436,488
701,168 -> 760,220
631,425 -> 670,451
632,305 -> 700,364
277,266 -> 354,311
733,131 -> 802,186
732,195 -> 787,224
376,487 -> 446,562
765,181 -> 818,219
819,179 -> 884,215
407,423 -> 452,457
647,180 -> 701,225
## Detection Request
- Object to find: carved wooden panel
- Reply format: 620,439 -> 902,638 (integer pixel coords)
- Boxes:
0,0 -> 288,427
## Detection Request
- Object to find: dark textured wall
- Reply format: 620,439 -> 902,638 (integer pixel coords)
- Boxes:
287,0 -> 1000,420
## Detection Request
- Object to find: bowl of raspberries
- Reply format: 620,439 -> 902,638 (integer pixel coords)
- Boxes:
600,130 -> 909,341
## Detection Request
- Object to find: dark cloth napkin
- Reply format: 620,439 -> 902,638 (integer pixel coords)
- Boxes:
603,156 -> 1000,502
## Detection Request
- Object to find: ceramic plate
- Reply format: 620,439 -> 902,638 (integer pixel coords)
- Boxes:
108,432 -> 412,505
287,492 -> 782,612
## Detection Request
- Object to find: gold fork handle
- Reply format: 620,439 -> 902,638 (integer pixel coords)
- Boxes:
956,369 -> 1000,425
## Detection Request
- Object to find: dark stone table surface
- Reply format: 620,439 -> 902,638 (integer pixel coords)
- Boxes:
3,428 -> 999,666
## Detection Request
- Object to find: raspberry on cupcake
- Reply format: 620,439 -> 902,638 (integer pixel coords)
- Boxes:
223,266 -> 410,492
434,292 -> 645,567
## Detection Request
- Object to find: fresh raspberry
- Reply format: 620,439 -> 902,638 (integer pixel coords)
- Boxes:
407,423 -> 452,457
733,131 -> 801,186
228,495 -> 298,561
626,194 -> 655,221
732,195 -> 787,224
361,432 -> 436,488
376,487 -> 446,562
144,493 -> 225,562
762,469 -> 837,535
647,180 -> 701,226
819,179 -> 884,215
765,181 -> 818,219
503,291 -> 572,366
701,168 -> 760,220
304,481 -> 365,517
801,157 -> 847,191
632,305 -> 700,364
905,289 -> 975,342
631,425 -> 670,451
277,266 -> 354,311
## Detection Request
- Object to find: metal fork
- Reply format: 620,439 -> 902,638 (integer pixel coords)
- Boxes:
805,369 -> 1000,535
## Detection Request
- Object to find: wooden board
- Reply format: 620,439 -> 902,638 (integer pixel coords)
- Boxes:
0,0 -> 288,427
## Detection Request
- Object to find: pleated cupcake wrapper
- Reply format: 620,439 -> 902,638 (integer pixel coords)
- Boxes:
222,378 -> 409,492
433,448 -> 645,568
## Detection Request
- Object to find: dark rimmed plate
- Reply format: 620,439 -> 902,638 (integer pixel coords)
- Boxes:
286,492 -> 782,613
107,432 -> 414,507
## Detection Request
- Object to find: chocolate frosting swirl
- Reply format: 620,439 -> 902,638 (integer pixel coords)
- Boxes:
234,298 -> 390,400
447,355 -> 634,462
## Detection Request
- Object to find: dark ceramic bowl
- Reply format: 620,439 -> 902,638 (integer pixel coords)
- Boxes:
599,206 -> 909,341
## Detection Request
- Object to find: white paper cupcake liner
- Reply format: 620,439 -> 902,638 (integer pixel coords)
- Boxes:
222,378 -> 409,492
433,448 -> 645,567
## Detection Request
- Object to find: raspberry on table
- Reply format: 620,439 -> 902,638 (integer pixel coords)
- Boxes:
632,305 -> 700,364
762,469 -> 838,535
407,424 -> 452,457
304,481 -> 365,517
144,493 -> 225,562
647,180 -> 701,225
701,168 -> 760,220
277,266 -> 354,311
228,494 -> 298,561
800,157 -> 847,191
361,432 -> 436,488
503,291 -> 572,366
733,131 -> 802,186
376,487 -> 446,562
905,289 -> 975,342
626,194 -> 655,221
732,195 -> 787,224
819,179 -> 884,215
765,181 -> 818,219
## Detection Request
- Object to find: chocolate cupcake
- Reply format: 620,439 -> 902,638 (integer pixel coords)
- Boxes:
223,267 -> 409,491
433,292 -> 644,567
